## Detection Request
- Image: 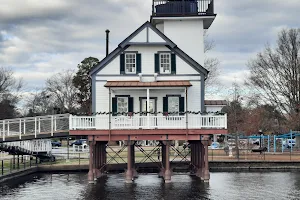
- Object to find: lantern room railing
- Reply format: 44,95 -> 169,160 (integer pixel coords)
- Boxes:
152,0 -> 214,17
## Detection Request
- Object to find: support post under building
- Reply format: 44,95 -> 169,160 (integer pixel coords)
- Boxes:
125,141 -> 135,183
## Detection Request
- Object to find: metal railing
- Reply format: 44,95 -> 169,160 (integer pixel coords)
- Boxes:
209,148 -> 300,162
3,140 -> 52,153
0,114 -> 69,141
1,155 -> 37,176
70,114 -> 227,130
152,0 -> 214,16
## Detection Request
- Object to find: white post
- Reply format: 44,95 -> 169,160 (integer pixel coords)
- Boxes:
224,114 -> 228,129
38,118 -> 41,133
34,117 -> 37,138
147,88 -> 150,129
19,119 -> 22,139
23,119 -> 26,135
51,116 -> 54,136
2,121 -> 5,141
54,116 -> 57,131
69,114 -> 72,130
7,121 -> 9,137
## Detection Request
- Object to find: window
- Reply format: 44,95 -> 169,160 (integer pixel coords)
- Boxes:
160,53 -> 171,74
125,53 -> 136,74
163,96 -> 184,116
168,96 -> 179,115
117,97 -> 128,114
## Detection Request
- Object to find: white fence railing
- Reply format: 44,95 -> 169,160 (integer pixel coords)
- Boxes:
3,140 -> 52,153
70,114 -> 227,130
0,114 -> 69,141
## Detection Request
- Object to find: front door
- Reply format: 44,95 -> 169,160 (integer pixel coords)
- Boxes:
140,98 -> 157,128
141,99 -> 156,114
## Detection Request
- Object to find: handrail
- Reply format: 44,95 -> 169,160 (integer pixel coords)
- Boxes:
152,0 -> 214,16
70,114 -> 227,130
0,114 -> 70,141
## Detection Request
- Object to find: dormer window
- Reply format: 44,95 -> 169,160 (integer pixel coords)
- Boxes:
120,53 -> 141,75
125,53 -> 136,74
155,52 -> 176,74
160,53 -> 171,74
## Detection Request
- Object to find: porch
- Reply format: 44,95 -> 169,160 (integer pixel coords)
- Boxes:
76,80 -> 227,131
69,114 -> 227,130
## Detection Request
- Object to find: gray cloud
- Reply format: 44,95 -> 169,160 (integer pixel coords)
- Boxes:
0,0 -> 299,96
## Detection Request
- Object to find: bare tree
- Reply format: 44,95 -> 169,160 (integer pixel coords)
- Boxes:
0,67 -> 23,119
25,90 -> 54,116
246,28 -> 300,120
203,32 -> 221,94
45,70 -> 79,113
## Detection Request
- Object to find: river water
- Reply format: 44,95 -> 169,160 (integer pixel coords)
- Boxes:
1,172 -> 300,200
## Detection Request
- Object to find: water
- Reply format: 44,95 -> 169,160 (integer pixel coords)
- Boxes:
1,172 -> 300,200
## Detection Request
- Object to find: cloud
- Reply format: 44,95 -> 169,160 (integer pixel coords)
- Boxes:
0,0 -> 299,101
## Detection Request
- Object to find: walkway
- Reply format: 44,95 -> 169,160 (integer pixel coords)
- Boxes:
0,114 -> 70,142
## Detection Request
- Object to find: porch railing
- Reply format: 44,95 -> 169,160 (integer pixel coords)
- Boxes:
152,0 -> 214,16
69,114 -> 227,130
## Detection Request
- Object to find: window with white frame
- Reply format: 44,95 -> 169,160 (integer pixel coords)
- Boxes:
168,96 -> 179,115
160,53 -> 171,74
117,97 -> 128,114
125,53 -> 136,74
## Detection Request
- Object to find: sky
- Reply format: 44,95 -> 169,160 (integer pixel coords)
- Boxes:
0,0 -> 300,99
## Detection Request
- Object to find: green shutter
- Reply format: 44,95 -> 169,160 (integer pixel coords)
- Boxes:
171,54 -> 176,74
155,53 -> 159,73
136,54 -> 141,74
128,97 -> 134,113
163,97 -> 168,116
120,54 -> 125,74
112,97 -> 117,116
179,97 -> 185,115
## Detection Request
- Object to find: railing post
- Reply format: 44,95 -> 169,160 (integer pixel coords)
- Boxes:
69,114 -> 72,130
224,114 -> 227,129
10,158 -> 12,173
2,121 -> 5,141
19,119 -> 22,139
38,118 -> 41,133
17,155 -> 20,170
23,119 -> 26,136
51,116 -> 54,136
34,117 -> 37,138
1,160 -> 3,175
147,88 -> 150,129
54,116 -> 57,131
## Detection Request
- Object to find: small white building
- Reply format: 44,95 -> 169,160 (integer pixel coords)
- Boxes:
205,100 -> 227,113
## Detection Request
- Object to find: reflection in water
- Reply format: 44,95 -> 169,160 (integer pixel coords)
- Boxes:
1,172 -> 300,200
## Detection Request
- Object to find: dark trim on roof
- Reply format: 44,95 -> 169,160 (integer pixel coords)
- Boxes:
90,21 -> 209,77
119,21 -> 176,49
168,46 -> 209,76
204,100 -> 227,106
89,46 -> 129,76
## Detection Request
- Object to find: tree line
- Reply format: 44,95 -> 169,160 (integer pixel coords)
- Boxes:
0,57 -> 99,119
224,28 -> 300,134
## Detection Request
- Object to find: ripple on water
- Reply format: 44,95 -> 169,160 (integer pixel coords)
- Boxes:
1,172 -> 300,200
